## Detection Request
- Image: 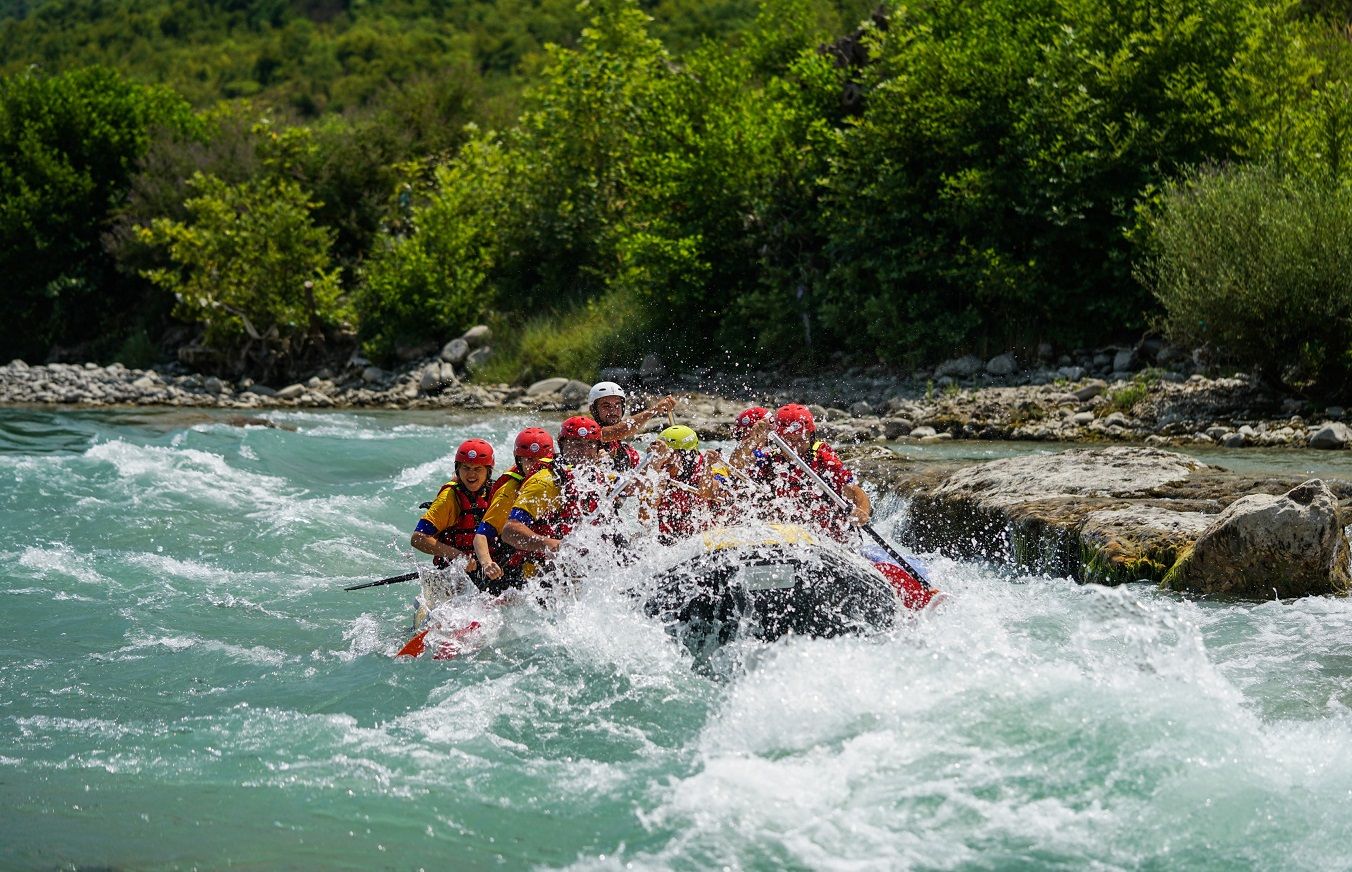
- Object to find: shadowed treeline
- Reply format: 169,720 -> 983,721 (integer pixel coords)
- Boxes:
4,0 -> 1352,398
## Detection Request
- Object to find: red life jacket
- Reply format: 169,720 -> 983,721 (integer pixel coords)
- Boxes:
605,440 -> 641,471
657,453 -> 707,543
433,479 -> 490,553
756,441 -> 851,535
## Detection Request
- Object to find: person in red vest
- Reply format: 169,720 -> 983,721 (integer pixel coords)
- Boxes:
642,424 -> 732,545
733,404 -> 871,537
471,427 -> 555,593
411,438 -> 495,568
501,416 -> 610,574
588,381 -> 676,471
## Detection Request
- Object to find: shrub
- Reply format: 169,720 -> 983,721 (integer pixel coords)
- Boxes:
1139,163 -> 1352,397
138,172 -> 345,369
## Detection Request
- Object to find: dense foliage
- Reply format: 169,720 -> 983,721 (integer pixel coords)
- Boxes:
4,0 -> 1352,394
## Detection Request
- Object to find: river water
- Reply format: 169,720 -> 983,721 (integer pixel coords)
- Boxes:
3,408 -> 1352,870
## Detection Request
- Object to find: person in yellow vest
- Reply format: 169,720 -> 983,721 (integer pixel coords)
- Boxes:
410,438 -> 495,568
501,416 -> 610,575
470,427 -> 556,593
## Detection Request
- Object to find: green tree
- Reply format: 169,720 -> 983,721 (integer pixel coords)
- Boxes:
138,171 -> 345,376
0,66 -> 192,360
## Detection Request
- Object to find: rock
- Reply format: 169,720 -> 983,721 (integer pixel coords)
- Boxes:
361,366 -> 387,384
418,363 -> 456,395
935,355 -> 983,378
465,346 -> 492,372
462,325 -> 491,347
527,377 -> 569,396
640,353 -> 666,378
275,383 -> 306,400
883,419 -> 913,440
1072,380 -> 1106,401
1071,411 -> 1096,426
1222,432 -> 1247,448
131,375 -> 157,390
1163,480 -> 1352,598
1112,348 -> 1137,372
986,353 -> 1017,376
8,359 -> 28,369
560,379 -> 592,404
245,384 -> 277,397
1056,365 -> 1085,380
1079,507 -> 1213,584
1326,406 -> 1346,419
849,401 -> 873,416
1103,411 -> 1130,428
1092,351 -> 1112,369
203,376 -> 226,394
440,338 -> 470,364
1309,423 -> 1352,450
909,426 -> 938,439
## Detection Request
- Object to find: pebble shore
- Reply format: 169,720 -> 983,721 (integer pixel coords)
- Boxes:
4,348 -> 1351,452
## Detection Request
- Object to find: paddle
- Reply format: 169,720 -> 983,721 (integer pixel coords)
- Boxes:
344,570 -> 420,592
767,431 -> 932,589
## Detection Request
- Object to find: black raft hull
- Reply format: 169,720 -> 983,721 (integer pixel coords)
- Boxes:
643,526 -> 900,658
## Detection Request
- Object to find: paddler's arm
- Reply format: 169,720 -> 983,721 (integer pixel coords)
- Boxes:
843,482 -> 871,525
598,395 -> 677,441
472,531 -> 502,580
729,417 -> 771,470
410,529 -> 471,564
502,519 -> 561,554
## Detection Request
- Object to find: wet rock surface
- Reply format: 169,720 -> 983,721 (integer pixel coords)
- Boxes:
837,445 -> 1352,600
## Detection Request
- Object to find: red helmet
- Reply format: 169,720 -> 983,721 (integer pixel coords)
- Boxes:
733,406 -> 769,438
513,427 -> 554,459
774,404 -> 816,435
455,438 -> 495,466
559,415 -> 603,441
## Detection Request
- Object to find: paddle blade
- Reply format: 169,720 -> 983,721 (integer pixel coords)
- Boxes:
396,629 -> 430,658
873,562 -> 941,611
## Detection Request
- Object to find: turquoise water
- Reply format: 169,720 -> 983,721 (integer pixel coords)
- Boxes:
4,408 -> 1352,870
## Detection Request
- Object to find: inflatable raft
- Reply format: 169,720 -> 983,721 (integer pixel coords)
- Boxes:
642,523 -> 939,660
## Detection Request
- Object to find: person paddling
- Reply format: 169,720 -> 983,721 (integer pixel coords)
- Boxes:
734,404 -> 871,538
588,381 -> 677,471
643,425 -> 732,545
410,438 -> 494,569
471,427 -> 555,594
501,416 -> 611,577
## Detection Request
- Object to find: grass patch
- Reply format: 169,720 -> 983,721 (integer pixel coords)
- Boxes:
472,288 -> 646,385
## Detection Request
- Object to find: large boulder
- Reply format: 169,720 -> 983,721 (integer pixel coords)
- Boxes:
526,376 -> 569,396
1163,480 -> 1352,598
1309,422 -> 1352,450
844,445 -> 1352,595
935,355 -> 983,378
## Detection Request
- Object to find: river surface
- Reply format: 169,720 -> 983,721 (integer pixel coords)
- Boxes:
3,408 -> 1352,870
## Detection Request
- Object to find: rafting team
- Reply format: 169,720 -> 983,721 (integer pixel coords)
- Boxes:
409,382 -> 872,595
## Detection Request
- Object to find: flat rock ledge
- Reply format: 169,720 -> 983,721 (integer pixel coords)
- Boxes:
843,445 -> 1352,599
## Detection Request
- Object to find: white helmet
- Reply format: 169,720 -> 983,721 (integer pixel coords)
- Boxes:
587,381 -> 626,404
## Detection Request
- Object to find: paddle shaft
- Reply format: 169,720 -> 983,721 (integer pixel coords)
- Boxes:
344,570 -> 420,591
767,431 -> 931,588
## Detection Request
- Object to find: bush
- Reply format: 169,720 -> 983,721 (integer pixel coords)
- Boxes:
0,66 -> 192,360
138,172 -> 345,371
1139,163 -> 1352,397
353,133 -> 510,363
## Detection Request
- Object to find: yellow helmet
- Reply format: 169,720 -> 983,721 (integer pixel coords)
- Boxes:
659,424 -> 700,451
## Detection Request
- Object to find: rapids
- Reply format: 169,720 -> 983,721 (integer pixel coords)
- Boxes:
3,408 -> 1351,870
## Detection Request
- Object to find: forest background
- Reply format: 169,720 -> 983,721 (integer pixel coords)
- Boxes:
5,0 -> 1352,397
